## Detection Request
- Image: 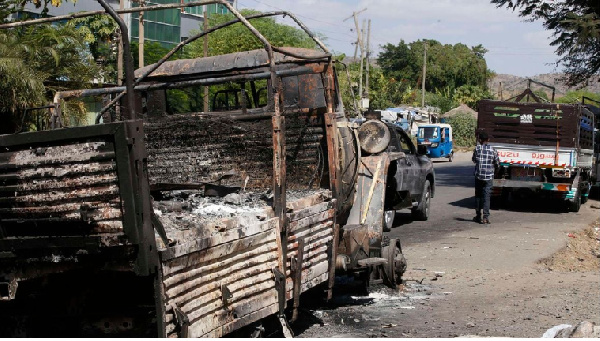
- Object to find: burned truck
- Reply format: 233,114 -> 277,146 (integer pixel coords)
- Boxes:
0,1 -> 410,337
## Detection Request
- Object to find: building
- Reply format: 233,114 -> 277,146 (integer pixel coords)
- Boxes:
14,0 -> 236,47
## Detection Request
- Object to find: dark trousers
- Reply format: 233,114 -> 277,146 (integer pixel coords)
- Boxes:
475,179 -> 493,218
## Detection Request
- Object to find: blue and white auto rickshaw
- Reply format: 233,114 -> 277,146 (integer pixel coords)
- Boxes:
417,123 -> 454,161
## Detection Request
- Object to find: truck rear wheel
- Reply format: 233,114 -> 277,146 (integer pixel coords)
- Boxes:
568,190 -> 581,212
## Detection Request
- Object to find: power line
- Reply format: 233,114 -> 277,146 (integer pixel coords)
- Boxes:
486,52 -> 557,56
238,0 -> 356,35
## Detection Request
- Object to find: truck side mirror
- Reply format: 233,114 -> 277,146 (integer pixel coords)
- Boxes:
417,144 -> 428,155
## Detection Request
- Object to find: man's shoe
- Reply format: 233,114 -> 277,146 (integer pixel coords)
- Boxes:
482,218 -> 491,224
473,216 -> 482,224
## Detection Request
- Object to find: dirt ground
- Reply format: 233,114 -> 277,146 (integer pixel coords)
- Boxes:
293,153 -> 600,338
294,222 -> 599,339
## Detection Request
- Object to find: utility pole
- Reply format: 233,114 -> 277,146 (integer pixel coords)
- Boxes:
421,42 -> 427,108
203,10 -> 209,113
138,0 -> 145,68
365,19 -> 371,100
358,19 -> 365,103
498,82 -> 503,100
343,8 -> 367,110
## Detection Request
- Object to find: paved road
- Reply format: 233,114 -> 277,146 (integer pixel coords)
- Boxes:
387,152 -> 599,248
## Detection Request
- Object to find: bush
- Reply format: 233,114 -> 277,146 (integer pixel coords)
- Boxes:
446,112 -> 477,147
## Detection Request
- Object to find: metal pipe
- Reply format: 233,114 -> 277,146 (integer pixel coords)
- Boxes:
96,10 -> 329,118
271,46 -> 329,60
0,1 -> 222,29
97,0 -> 135,120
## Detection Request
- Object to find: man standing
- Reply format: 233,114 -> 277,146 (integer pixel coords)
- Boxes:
472,131 -> 499,224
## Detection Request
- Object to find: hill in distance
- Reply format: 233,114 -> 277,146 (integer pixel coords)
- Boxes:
488,73 -> 600,101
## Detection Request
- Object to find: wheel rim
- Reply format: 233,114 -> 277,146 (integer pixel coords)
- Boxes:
424,190 -> 430,217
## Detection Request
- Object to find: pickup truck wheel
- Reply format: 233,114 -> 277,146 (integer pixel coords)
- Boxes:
411,180 -> 431,221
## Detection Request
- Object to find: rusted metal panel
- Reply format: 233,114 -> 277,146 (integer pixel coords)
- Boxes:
478,100 -> 581,148
143,113 -> 326,191
0,141 -> 123,233
159,218 -> 280,338
281,74 -> 327,109
135,48 -> 329,81
284,192 -> 335,300
0,121 -> 157,279
340,154 -> 390,268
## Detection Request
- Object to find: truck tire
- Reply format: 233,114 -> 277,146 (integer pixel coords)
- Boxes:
568,190 -> 581,212
411,180 -> 431,221
581,183 -> 590,204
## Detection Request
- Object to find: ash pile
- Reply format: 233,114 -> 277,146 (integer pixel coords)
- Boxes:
152,187 -> 325,241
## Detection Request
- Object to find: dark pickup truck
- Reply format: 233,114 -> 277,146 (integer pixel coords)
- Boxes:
384,122 -> 435,229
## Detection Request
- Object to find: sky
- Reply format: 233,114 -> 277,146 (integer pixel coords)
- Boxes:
235,0 -> 561,77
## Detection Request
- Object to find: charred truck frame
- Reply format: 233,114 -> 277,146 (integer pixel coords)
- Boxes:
0,0 -> 406,337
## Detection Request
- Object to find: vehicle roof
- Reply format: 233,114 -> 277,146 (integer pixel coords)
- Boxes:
418,123 -> 452,129
135,47 -> 329,80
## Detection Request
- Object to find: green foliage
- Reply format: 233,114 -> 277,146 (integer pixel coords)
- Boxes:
452,85 -> 492,108
446,112 -> 477,147
378,40 -> 491,93
72,14 -> 119,82
427,89 -> 457,114
130,41 -> 176,68
491,0 -> 599,86
0,22 -> 100,132
336,61 -> 416,116
532,89 -> 550,102
555,90 -> 600,104
187,9 -> 317,57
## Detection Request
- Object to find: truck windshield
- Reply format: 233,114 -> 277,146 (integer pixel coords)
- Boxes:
418,127 -> 438,139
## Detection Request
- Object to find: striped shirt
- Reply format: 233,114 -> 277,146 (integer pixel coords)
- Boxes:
472,143 -> 499,180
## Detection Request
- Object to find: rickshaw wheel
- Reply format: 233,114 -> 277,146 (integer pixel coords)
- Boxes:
448,152 -> 454,162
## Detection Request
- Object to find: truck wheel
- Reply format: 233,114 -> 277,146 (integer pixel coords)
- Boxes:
381,238 -> 406,287
568,190 -> 581,212
411,180 -> 431,221
384,210 -> 396,231
581,184 -> 590,204
448,152 -> 454,162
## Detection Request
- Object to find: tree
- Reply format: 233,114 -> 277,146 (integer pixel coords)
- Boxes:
186,9 -> 317,57
378,39 -> 491,93
131,41 -> 173,68
453,85 -> 492,109
491,0 -> 600,86
555,90 -> 600,104
0,23 -> 101,133
336,61 -> 416,115
72,14 -> 119,83
446,112 -> 477,147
